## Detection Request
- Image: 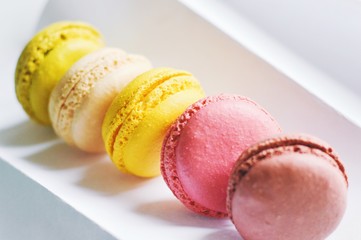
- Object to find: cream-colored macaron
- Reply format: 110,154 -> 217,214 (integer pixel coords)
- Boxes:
49,47 -> 152,152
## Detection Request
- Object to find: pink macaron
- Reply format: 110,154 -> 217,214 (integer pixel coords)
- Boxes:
161,94 -> 282,217
227,134 -> 348,240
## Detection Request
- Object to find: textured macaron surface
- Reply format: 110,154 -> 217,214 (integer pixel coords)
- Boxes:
161,95 -> 282,217
49,47 -> 152,152
102,67 -> 205,177
227,135 -> 348,240
15,21 -> 104,124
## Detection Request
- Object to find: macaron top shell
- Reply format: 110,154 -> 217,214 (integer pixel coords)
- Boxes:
161,95 -> 282,217
49,47 -> 152,152
102,67 -> 205,177
227,134 -> 348,240
15,21 -> 104,124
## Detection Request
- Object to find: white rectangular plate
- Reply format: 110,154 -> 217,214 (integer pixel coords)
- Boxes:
0,0 -> 360,239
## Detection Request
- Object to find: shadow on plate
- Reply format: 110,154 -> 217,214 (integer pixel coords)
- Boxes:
1,120 -> 150,195
77,160 -> 148,195
25,142 -> 104,170
0,120 -> 57,146
201,228 -> 242,240
135,199 -> 231,228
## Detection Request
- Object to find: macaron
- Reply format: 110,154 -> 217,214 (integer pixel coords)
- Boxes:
161,94 -> 282,217
227,134 -> 348,240
15,21 -> 104,124
49,47 -> 152,153
102,67 -> 205,177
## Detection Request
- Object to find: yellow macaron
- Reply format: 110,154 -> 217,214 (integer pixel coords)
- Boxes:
15,21 -> 104,124
102,67 -> 205,177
